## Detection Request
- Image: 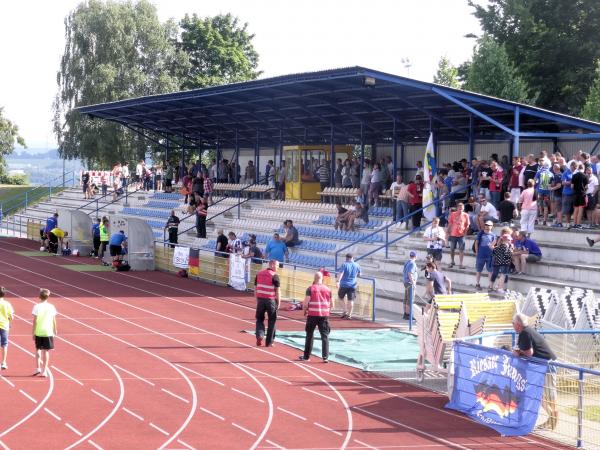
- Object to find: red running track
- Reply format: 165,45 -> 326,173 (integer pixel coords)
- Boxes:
0,237 -> 570,450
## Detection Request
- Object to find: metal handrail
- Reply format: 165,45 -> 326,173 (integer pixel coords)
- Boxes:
334,181 -> 476,269
81,184 -> 146,218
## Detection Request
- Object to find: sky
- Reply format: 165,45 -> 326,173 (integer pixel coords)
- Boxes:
0,0 -> 482,149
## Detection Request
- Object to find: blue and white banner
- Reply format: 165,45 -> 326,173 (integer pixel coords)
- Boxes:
446,341 -> 549,436
422,132 -> 437,220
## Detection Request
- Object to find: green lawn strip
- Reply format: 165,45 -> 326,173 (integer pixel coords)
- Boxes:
0,185 -> 66,214
564,405 -> 600,423
61,264 -> 112,272
14,251 -> 56,257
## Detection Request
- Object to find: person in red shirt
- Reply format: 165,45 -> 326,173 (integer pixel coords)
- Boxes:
298,271 -> 332,362
489,161 -> 504,207
407,175 -> 424,229
445,202 -> 470,268
509,156 -> 523,204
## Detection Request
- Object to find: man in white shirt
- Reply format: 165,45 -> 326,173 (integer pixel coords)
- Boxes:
135,160 -> 145,189
423,217 -> 446,262
472,194 -> 499,231
390,174 -> 405,221
121,162 -> 130,189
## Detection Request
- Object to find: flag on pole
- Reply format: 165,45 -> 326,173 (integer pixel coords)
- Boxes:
422,132 -> 437,221
188,248 -> 200,276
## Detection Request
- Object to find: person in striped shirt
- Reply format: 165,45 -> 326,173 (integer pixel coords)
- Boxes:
298,271 -> 332,363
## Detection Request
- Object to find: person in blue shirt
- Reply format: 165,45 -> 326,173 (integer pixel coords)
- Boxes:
91,218 -> 101,257
337,253 -> 361,319
474,221 -> 497,290
512,231 -> 542,275
402,251 -> 418,320
108,230 -> 128,265
561,161 -> 577,227
40,213 -> 59,250
265,233 -> 288,266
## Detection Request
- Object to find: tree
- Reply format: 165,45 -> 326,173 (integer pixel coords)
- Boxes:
433,56 -> 461,89
53,0 -> 190,168
462,35 -> 531,103
469,0 -> 600,114
0,107 -> 26,176
178,13 -> 261,90
581,60 -> 600,122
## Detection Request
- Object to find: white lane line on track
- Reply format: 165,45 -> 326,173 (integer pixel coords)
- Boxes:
176,363 -> 225,386
232,422 -> 256,436
44,407 -> 62,421
161,388 -> 190,403
301,387 -> 338,402
149,422 -> 170,436
354,438 -> 378,449
1,376 -> 15,388
0,439 -> 8,450
314,422 -> 343,436
65,422 -> 83,436
51,366 -> 84,386
352,406 -> 472,450
231,387 -> 265,403
238,363 -> 292,385
123,407 -> 144,422
88,439 -> 103,450
18,389 -> 37,404
114,364 -> 155,386
91,389 -> 114,404
276,406 -> 306,421
177,439 -> 197,450
200,407 -> 225,421
264,440 -> 285,449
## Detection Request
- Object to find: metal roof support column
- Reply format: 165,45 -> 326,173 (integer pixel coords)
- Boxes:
235,129 -> 239,182
278,129 -> 283,170
468,115 -> 475,163
330,126 -> 335,186
552,138 -> 560,154
360,123 -> 365,181
392,121 -> 398,177
512,106 -> 520,158
400,143 -> 405,179
255,130 -> 260,183
165,134 -> 170,163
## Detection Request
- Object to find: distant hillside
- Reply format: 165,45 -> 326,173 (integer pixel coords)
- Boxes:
9,149 -> 60,159
6,149 -> 84,185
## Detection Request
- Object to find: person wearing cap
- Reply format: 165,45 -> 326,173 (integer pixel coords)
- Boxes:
108,230 -> 128,264
474,220 -> 497,290
402,251 -> 418,320
337,253 -> 361,319
254,259 -> 281,347
298,271 -> 332,363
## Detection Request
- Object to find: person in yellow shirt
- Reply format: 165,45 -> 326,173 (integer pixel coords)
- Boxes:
48,227 -> 68,254
32,289 -> 57,377
0,287 -> 15,370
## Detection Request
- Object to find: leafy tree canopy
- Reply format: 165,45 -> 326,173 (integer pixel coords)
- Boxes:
469,0 -> 600,115
581,60 -> 600,122
433,56 -> 461,89
0,107 -> 26,176
462,35 -> 532,104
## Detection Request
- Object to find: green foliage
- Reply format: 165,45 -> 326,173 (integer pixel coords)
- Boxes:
0,107 -> 26,177
0,173 -> 28,185
463,35 -> 531,103
469,0 -> 600,114
433,56 -> 461,89
581,60 -> 600,122
178,13 -> 261,90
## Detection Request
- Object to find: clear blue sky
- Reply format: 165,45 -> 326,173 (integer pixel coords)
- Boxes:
0,0 -> 482,149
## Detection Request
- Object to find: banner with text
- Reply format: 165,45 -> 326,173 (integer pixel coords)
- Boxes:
229,254 -> 247,291
446,341 -> 549,436
172,245 -> 189,269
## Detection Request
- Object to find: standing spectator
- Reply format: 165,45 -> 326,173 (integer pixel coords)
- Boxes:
415,161 -> 424,180
135,159 -> 145,189
512,313 -> 558,430
265,159 -> 275,186
334,158 -> 343,188
519,179 -> 538,236
446,202 -> 470,268
245,160 -> 256,184
121,162 -> 130,189
423,217 -> 446,262
32,288 -> 57,377
359,160 -> 371,194
0,287 -> 14,370
474,220 -> 496,290
165,210 -> 180,248
209,159 -> 218,182
407,175 -> 424,229
342,159 -> 353,188
99,216 -> 110,262
561,160 -> 577,227
241,235 -> 264,264
155,165 -> 163,191
490,230 -> 513,293
195,197 -> 208,238
572,163 -> 589,229
402,251 -> 418,320
100,172 -> 109,196
489,161 -> 504,207
265,233 -> 289,266
396,179 -> 412,227
164,163 -> 174,193
523,154 -> 539,187
276,161 -> 286,200
585,165 -> 598,225
318,160 -> 330,198
82,171 -> 91,199
535,162 -> 553,225
509,156 -> 524,204
91,217 -> 101,257
351,158 -> 361,188
191,173 -> 204,202
298,271 -> 332,363
512,231 -> 542,275
498,192 -> 516,225
215,229 -> 229,257
390,174 -> 405,221
227,231 -> 243,254
337,253 -> 361,320
369,163 -> 382,206
478,160 -> 492,201
190,159 -> 201,178
550,164 -> 564,227
203,173 -> 214,205
254,260 -> 281,347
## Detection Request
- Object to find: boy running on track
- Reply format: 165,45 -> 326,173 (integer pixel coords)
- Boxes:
32,289 -> 57,377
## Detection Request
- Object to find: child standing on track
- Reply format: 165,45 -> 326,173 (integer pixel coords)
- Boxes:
32,289 -> 57,377
0,287 -> 15,370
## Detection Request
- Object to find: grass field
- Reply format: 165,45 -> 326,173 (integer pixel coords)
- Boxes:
0,185 -> 65,214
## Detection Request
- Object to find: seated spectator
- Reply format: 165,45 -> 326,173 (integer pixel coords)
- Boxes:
471,194 -> 499,232
498,191 -> 516,225
265,233 -> 289,266
334,203 -> 350,231
215,229 -> 229,258
283,220 -> 301,247
512,231 -> 542,275
464,196 -> 477,213
347,201 -> 364,230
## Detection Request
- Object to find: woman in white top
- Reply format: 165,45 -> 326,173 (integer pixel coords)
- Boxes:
369,163 -> 382,206
519,179 -> 538,235
585,166 -> 598,225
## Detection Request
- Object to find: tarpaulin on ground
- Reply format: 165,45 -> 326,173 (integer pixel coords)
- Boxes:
446,341 -> 549,436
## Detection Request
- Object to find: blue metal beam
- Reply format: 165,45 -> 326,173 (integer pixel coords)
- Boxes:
513,106 -> 520,158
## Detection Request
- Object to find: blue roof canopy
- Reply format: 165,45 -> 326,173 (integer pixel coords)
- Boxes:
76,66 -> 600,147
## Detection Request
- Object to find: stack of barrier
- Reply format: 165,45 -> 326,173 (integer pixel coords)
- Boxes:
153,243 -> 375,320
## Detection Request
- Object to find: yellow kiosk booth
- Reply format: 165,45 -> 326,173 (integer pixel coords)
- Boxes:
284,145 -> 354,201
